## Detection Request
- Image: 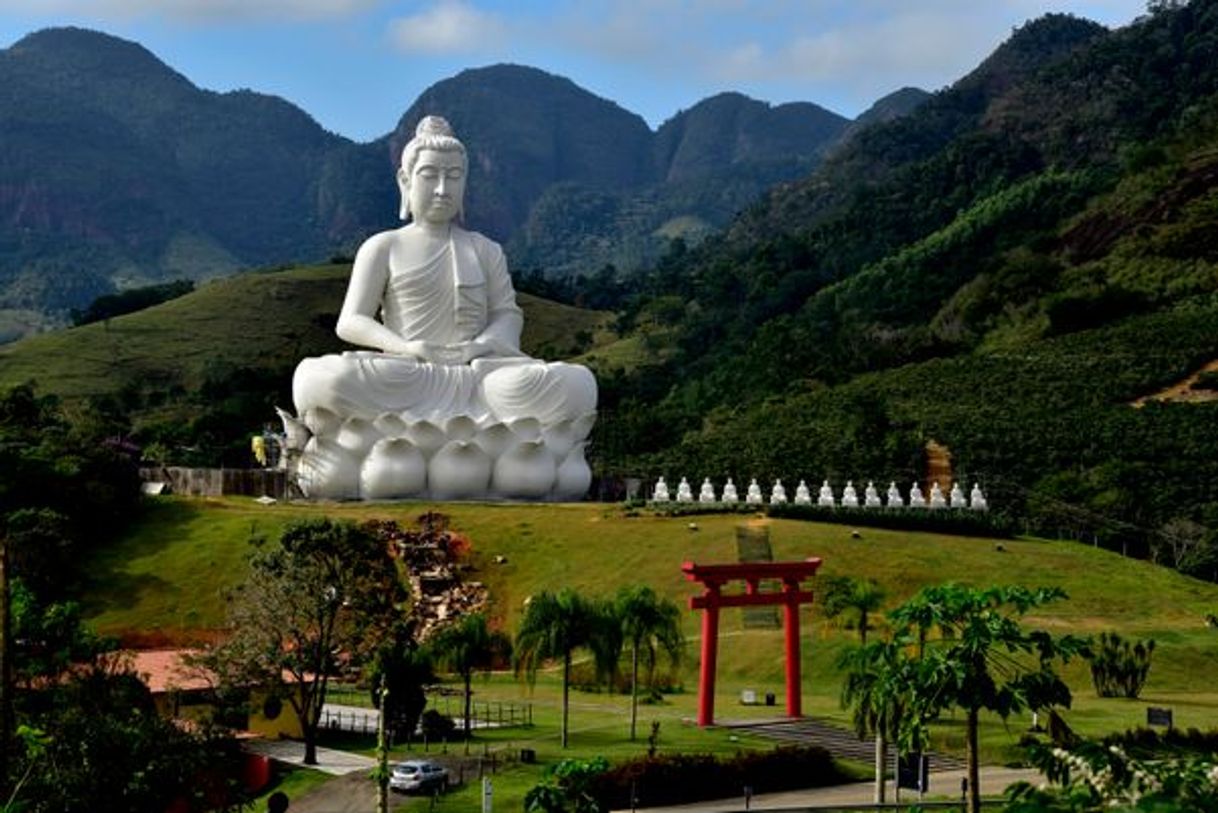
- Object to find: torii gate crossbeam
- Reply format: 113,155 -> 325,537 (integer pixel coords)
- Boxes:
682,558 -> 823,726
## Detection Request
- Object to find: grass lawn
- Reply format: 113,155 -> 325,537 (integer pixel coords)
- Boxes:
79,496 -> 1218,803
318,671 -> 869,813
248,763 -> 332,808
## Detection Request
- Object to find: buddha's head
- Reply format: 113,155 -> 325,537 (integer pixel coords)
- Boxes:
398,115 -> 468,223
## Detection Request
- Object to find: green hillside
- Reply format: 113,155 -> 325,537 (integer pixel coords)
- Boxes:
0,263 -> 615,462
594,4 -> 1218,557
82,498 -> 1218,747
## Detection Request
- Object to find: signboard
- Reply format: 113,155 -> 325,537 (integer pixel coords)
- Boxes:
897,753 -> 929,792
1147,707 -> 1173,728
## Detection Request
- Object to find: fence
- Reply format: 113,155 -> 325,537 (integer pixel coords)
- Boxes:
432,695 -> 533,729
318,695 -> 532,736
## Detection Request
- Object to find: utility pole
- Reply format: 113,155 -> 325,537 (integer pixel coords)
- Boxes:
376,678 -> 389,813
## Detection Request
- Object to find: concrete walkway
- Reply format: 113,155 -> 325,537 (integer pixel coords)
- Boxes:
244,738 -> 376,776
623,767 -> 1042,812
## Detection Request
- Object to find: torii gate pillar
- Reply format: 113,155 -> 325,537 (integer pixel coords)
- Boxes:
682,559 -> 823,727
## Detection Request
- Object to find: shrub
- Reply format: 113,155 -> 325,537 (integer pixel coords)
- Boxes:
420,709 -> 456,742
587,746 -> 848,809
1089,632 -> 1155,698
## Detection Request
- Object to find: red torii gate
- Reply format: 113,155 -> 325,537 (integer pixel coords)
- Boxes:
682,558 -> 823,726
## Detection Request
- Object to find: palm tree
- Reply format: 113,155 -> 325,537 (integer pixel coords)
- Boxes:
822,576 -> 886,644
514,588 -> 601,748
614,585 -> 683,741
839,640 -> 910,804
431,612 -> 512,741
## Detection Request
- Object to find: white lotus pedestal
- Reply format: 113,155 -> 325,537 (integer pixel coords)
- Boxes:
283,407 -> 595,501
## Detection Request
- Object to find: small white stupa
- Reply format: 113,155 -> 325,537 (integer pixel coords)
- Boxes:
676,477 -> 694,503
929,482 -> 947,509
970,483 -> 988,511
950,482 -> 968,509
886,481 -> 904,508
818,479 -> 836,507
652,477 -> 670,502
699,478 -> 717,503
770,479 -> 788,505
864,481 -> 882,508
908,482 -> 927,508
722,478 -> 739,503
841,480 -> 859,508
794,480 -> 813,505
746,478 -> 764,505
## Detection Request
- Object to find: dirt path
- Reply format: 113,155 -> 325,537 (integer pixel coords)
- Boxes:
285,772 -> 410,813
1133,359 -> 1218,406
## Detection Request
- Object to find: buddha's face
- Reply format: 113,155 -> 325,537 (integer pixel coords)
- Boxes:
401,148 -> 465,226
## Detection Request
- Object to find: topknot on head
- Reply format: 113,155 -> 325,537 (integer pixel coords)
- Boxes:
416,115 -> 455,139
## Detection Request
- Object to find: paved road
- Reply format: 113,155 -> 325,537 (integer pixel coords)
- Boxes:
244,738 -> 375,776
623,766 -> 1043,812
280,771 -> 410,813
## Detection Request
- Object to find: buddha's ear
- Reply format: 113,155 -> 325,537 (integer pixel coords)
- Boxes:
396,167 -> 410,221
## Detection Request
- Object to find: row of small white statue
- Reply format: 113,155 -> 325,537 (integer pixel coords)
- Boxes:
651,477 -> 989,511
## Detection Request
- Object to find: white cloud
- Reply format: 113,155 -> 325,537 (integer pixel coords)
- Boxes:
0,0 -> 378,21
387,0 -> 507,55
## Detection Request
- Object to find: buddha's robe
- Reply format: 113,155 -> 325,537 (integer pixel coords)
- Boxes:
292,227 -> 595,425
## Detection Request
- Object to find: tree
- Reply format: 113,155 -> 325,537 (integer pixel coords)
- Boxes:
431,612 -> 512,741
11,657 -> 244,813
367,637 -> 433,745
515,588 -> 604,749
889,584 -> 1089,813
1007,739 -> 1218,812
200,519 -> 408,765
821,576 -> 886,644
612,585 -> 683,741
839,640 -> 905,804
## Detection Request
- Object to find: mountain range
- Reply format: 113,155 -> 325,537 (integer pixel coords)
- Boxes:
0,26 -> 927,341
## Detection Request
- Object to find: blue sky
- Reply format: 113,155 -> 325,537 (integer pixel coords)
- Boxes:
0,0 -> 1148,143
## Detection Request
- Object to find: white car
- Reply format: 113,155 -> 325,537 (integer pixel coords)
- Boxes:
389,760 -> 448,794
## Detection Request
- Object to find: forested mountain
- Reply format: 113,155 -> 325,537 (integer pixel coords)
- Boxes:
506,90 -> 851,276
0,27 -> 375,339
592,3 -> 1218,561
0,34 -> 885,341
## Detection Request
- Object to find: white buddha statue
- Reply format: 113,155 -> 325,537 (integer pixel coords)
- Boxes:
721,478 -> 739,503
745,478 -> 763,505
929,481 -> 947,509
885,481 -> 904,508
284,117 -> 597,500
841,480 -> 859,508
676,477 -> 694,503
769,479 -> 787,505
908,482 -> 927,508
794,480 -> 812,505
970,483 -> 989,511
652,476 -> 670,503
699,478 -> 717,503
817,479 -> 835,507
950,482 -> 968,509
864,481 -> 882,508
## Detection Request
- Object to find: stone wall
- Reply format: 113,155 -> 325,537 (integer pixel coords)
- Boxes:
140,467 -> 288,499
